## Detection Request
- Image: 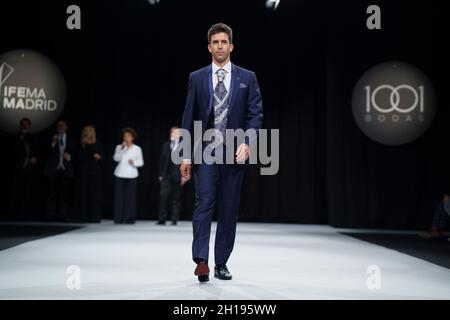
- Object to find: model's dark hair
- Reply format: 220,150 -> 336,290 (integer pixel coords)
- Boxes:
207,23 -> 233,44
121,127 -> 137,139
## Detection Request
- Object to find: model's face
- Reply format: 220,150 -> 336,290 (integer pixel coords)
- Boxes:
123,132 -> 134,145
208,32 -> 233,65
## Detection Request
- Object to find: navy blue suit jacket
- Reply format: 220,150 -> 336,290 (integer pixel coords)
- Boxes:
181,63 -> 263,158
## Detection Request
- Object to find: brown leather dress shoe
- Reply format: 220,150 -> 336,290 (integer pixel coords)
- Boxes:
194,261 -> 210,283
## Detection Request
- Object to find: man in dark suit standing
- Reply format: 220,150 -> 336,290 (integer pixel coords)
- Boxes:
44,120 -> 74,222
180,23 -> 263,282
158,127 -> 187,225
10,118 -> 39,221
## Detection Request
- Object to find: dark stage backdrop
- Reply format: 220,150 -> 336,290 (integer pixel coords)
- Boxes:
0,0 -> 447,229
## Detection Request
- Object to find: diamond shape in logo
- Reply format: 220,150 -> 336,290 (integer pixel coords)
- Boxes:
0,62 -> 14,87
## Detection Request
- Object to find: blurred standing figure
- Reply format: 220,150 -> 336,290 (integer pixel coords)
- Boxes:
157,127 -> 188,225
73,125 -> 104,223
419,193 -> 450,239
113,128 -> 144,224
44,120 -> 74,222
10,118 -> 38,220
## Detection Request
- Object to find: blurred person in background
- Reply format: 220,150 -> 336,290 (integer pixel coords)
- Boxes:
157,127 -> 187,225
113,127 -> 144,224
419,193 -> 450,239
9,118 -> 39,221
73,125 -> 104,223
44,120 -> 74,222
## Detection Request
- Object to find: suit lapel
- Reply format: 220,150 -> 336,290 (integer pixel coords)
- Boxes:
228,63 -> 240,115
203,65 -> 213,127
207,65 -> 213,108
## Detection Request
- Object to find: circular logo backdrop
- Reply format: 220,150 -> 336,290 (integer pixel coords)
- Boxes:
352,61 -> 436,146
0,50 -> 66,134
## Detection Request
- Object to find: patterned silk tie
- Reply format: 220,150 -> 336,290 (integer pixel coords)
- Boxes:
213,68 -> 229,145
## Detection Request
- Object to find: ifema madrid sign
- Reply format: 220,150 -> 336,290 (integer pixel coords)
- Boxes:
0,50 -> 66,134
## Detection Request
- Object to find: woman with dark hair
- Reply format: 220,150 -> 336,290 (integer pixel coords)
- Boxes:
113,127 -> 144,224
73,125 -> 104,223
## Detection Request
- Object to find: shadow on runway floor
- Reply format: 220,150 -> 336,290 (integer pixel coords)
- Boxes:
0,224 -> 83,251
342,232 -> 450,270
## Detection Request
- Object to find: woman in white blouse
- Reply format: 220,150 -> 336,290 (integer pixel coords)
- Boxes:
113,127 -> 144,224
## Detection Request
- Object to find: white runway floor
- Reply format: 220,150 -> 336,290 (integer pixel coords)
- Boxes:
0,221 -> 449,300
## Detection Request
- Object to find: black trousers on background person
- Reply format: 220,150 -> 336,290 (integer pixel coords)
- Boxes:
9,168 -> 33,221
158,177 -> 181,224
73,172 -> 102,222
114,177 -> 137,224
46,170 -> 72,222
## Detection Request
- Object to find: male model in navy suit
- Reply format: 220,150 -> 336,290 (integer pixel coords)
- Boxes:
180,23 -> 263,282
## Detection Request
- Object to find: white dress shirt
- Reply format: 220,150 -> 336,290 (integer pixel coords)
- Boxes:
212,60 -> 232,92
51,133 -> 70,169
113,144 -> 144,178
170,140 -> 179,152
59,133 -> 67,148
51,133 -> 66,148
58,133 -> 67,169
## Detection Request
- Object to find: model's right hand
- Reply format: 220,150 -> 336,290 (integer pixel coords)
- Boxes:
180,160 -> 192,180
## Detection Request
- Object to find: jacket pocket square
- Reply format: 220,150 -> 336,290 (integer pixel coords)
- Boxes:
239,82 -> 248,89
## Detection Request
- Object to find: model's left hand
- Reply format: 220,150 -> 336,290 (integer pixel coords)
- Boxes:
235,143 -> 250,162
128,159 -> 134,166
